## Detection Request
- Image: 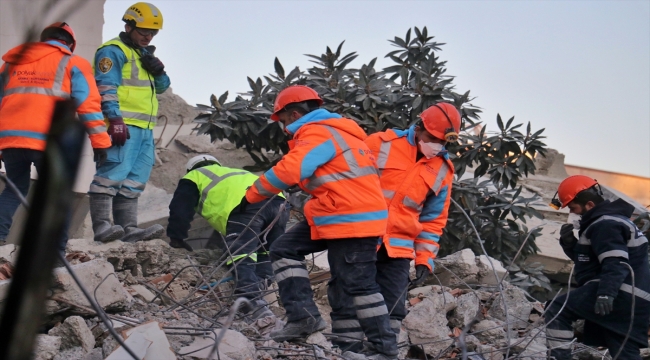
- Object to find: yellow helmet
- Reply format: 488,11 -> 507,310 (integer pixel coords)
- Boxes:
122,2 -> 163,30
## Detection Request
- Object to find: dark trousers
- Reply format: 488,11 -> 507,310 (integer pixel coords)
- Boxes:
226,197 -> 289,299
270,220 -> 398,356
329,244 -> 410,351
545,283 -> 644,360
0,148 -> 69,253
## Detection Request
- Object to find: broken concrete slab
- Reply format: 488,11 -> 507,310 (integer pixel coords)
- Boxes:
106,321 -> 175,360
53,347 -> 87,360
449,293 -> 481,328
51,259 -> 131,312
476,255 -> 507,286
471,319 -> 508,346
128,285 -> 156,302
178,330 -> 255,360
433,249 -> 480,287
403,296 -> 455,356
487,284 -> 534,329
33,334 -> 61,360
82,348 -> 104,360
48,316 -> 95,353
306,331 -> 331,350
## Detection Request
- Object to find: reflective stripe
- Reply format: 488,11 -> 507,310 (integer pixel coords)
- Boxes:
87,125 -> 107,134
620,284 -> 650,301
430,162 -> 449,194
4,87 -> 70,98
579,215 -> 647,247
122,178 -> 146,190
122,49 -> 152,87
547,340 -> 573,350
89,184 -> 117,195
117,187 -> 141,198
0,65 -> 10,97
332,319 -> 361,329
389,238 -> 413,249
254,179 -> 277,198
98,85 -> 117,92
353,293 -> 384,306
415,242 -> 438,253
332,331 -> 364,340
226,253 -> 258,265
546,329 -> 574,338
356,304 -> 388,319
196,168 -> 248,214
53,55 -> 71,90
597,250 -> 628,262
121,110 -> 155,122
274,267 -> 309,282
383,189 -> 395,200
272,258 -> 304,272
403,196 -> 422,211
377,141 -> 391,169
92,176 -> 122,187
101,94 -> 119,102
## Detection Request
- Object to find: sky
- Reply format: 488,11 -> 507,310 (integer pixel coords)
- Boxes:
103,0 -> 650,178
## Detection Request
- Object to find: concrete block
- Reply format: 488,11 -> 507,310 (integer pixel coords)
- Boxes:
476,255 -> 507,285
178,329 -> 255,360
48,316 -> 95,353
33,335 -> 61,360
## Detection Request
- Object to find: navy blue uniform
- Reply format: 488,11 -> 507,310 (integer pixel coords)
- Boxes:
545,199 -> 650,359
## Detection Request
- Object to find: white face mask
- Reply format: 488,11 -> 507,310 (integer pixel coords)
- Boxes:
419,141 -> 445,159
567,213 -> 582,230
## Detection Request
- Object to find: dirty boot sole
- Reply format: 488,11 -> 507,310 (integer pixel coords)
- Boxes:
141,224 -> 165,241
96,226 -> 125,243
270,317 -> 327,342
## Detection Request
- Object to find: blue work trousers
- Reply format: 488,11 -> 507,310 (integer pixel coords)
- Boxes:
89,125 -> 154,198
226,197 -> 289,299
0,148 -> 69,252
329,244 -> 410,351
270,220 -> 398,356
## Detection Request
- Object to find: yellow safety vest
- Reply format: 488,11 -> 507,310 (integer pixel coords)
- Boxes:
97,38 -> 158,129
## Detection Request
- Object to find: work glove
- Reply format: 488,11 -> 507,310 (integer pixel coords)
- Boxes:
169,238 -> 193,252
411,264 -> 431,287
93,148 -> 107,167
140,54 -> 165,76
238,196 -> 250,213
559,223 -> 578,247
594,295 -> 614,315
107,117 -> 129,146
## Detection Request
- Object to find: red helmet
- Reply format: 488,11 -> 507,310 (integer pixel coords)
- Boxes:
41,22 -> 76,52
270,85 -> 323,121
551,175 -> 598,209
419,103 -> 461,142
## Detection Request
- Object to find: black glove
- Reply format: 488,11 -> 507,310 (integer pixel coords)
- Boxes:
594,295 -> 614,315
169,238 -> 193,252
559,223 -> 578,247
238,196 -> 250,213
93,148 -> 107,167
140,54 -> 165,76
411,264 -> 431,286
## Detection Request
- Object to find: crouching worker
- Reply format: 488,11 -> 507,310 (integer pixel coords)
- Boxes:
166,154 -> 289,320
545,175 -> 650,359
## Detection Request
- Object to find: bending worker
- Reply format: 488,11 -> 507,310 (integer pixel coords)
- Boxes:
89,2 -> 169,243
0,22 -> 111,252
545,175 -> 650,359
330,103 -> 458,355
167,155 -> 289,320
243,85 -> 398,360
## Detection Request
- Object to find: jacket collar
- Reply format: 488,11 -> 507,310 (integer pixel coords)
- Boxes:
286,108 -> 342,134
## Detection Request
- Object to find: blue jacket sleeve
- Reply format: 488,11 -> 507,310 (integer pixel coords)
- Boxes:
590,221 -> 631,297
94,45 -> 126,119
167,179 -> 200,240
154,73 -> 170,94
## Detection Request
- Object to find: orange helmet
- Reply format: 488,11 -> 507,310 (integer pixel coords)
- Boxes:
419,103 -> 461,142
270,85 -> 323,121
550,175 -> 598,209
41,22 -> 76,52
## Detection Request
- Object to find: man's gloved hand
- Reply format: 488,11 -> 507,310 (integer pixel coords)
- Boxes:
594,295 -> 614,315
93,148 -> 107,166
411,265 -> 431,287
140,54 -> 165,76
107,117 -> 129,146
169,238 -> 193,252
238,196 -> 250,213
559,223 -> 578,247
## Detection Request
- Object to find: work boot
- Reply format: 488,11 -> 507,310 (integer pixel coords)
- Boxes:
170,238 -> 194,251
270,316 -> 327,342
113,196 -> 163,243
239,299 -> 275,323
89,193 -> 125,243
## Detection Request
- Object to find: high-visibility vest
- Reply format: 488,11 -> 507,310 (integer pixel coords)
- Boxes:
97,38 -> 158,129
182,165 -> 261,234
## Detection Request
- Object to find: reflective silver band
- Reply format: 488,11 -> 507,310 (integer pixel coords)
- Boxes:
274,267 -> 309,282
377,141 -> 391,169
272,258 -> 305,272
89,184 -> 117,196
92,176 -> 122,187
415,242 -> 438,253
547,339 -> 573,350
430,161 -> 449,194
356,304 -> 388,319
353,293 -> 385,306
254,179 -> 277,198
383,189 -> 395,200
620,284 -> 650,301
117,187 -> 141,198
4,87 -> 70,98
98,85 -> 117,92
332,319 -> 361,329
597,249 -> 629,262
121,110 -> 155,122
305,166 -> 377,191
403,196 -> 422,211
87,125 -> 107,135
579,215 -> 648,247
546,329 -> 574,338
101,94 -> 119,102
122,178 -> 146,190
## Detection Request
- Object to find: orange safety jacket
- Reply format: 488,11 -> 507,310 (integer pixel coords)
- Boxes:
245,109 -> 387,240
0,41 -> 110,151
365,126 -> 454,271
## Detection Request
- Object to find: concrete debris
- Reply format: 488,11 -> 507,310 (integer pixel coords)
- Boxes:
81,348 -> 104,360
179,330 -> 256,360
433,249 -> 480,287
50,259 -> 131,312
471,319 -> 508,346
106,321 -> 175,360
53,346 -> 87,360
306,331 -> 332,350
449,293 -> 481,328
0,244 -> 18,266
48,316 -> 95,353
127,284 -> 156,302
487,284 -> 534,329
33,334 -> 62,360
508,328 -> 547,359
403,296 -> 455,356
476,255 -> 507,285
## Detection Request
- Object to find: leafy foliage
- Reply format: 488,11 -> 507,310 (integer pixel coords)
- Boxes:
194,26 -> 548,265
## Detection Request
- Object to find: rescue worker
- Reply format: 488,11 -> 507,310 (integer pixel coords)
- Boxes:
330,103 -> 458,355
545,175 -> 650,359
243,85 -> 398,360
89,2 -> 170,243
166,154 -> 289,320
0,22 -> 111,252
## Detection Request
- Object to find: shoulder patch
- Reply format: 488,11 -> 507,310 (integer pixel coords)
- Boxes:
98,57 -> 113,73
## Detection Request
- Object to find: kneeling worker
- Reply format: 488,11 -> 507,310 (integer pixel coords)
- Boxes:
545,175 -> 650,359
166,154 -> 289,320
